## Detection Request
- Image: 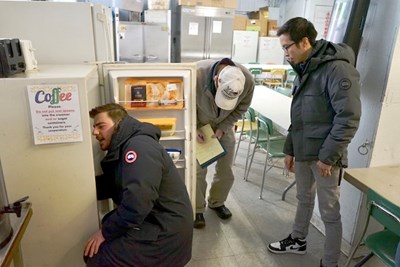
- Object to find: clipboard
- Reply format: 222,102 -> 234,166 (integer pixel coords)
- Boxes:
196,124 -> 226,168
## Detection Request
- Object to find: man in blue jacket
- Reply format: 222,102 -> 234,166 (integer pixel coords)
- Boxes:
267,18 -> 361,267
84,103 -> 193,267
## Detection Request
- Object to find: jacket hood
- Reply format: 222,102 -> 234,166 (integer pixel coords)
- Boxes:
108,116 -> 161,155
293,40 -> 356,75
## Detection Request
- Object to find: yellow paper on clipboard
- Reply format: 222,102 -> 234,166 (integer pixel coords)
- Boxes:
196,124 -> 226,168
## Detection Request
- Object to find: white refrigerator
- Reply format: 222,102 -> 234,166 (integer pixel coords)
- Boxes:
231,30 -> 259,64
0,1 -> 115,64
0,64 -> 101,266
257,37 -> 285,64
100,63 -> 197,212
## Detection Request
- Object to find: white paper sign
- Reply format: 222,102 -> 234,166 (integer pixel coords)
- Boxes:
27,84 -> 83,145
188,22 -> 199,35
212,21 -> 222,34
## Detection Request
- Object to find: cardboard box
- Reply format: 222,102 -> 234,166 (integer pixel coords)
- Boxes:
268,19 -> 278,36
233,16 -> 248,30
247,7 -> 268,20
178,0 -> 237,9
148,0 -> 170,10
246,19 -> 268,37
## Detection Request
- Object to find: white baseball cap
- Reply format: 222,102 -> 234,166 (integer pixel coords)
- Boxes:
215,65 -> 246,110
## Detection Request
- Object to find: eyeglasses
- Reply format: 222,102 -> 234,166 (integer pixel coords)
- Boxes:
282,42 -> 296,52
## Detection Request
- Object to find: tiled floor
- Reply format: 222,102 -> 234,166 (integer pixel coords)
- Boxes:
186,139 -> 385,267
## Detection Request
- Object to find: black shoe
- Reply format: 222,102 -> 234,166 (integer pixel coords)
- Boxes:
193,213 -> 205,229
209,205 -> 232,219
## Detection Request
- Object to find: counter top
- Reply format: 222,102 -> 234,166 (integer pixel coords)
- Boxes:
344,165 -> 400,207
0,202 -> 33,267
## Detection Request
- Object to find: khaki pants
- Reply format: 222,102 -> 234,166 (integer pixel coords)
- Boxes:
292,161 -> 342,267
196,127 -> 236,213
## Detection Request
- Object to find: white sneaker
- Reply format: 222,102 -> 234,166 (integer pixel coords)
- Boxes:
268,234 -> 307,254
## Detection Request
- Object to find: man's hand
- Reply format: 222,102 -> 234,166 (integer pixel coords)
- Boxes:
84,229 -> 105,258
317,160 -> 332,177
284,155 -> 295,173
212,128 -> 224,140
197,129 -> 205,143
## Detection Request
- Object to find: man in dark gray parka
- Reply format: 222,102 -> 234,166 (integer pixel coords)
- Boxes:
267,18 -> 361,267
84,103 -> 193,267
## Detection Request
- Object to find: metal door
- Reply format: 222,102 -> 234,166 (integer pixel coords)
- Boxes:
117,22 -> 144,63
143,23 -> 170,63
208,16 -> 234,60
180,7 -> 206,62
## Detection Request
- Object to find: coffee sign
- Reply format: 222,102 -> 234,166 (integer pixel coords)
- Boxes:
27,84 -> 83,145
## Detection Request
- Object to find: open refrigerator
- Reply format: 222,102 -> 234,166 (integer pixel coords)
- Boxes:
100,63 -> 197,212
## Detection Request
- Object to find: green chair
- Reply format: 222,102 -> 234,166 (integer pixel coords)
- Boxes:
275,86 -> 292,97
244,113 -> 287,199
284,69 -> 297,89
248,67 -> 263,85
234,107 -> 257,167
344,189 -> 400,267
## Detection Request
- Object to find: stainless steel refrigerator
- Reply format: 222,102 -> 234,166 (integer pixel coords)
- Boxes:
116,21 -> 171,63
177,6 -> 235,63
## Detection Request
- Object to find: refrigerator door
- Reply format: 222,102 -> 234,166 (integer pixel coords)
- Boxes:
144,23 -> 171,63
231,30 -> 259,64
180,7 -> 207,62
117,22 -> 144,63
208,16 -> 234,60
144,9 -> 171,24
257,37 -> 285,64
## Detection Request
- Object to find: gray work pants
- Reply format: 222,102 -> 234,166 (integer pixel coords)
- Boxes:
196,127 -> 235,213
291,161 -> 342,267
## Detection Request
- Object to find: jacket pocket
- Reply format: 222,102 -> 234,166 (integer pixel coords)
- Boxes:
126,221 -> 161,241
302,90 -> 331,122
303,125 -> 331,157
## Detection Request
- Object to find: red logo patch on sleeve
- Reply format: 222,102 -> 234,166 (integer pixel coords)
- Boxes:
125,150 -> 138,164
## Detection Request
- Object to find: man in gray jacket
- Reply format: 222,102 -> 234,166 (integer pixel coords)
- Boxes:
194,58 -> 255,228
267,18 -> 361,267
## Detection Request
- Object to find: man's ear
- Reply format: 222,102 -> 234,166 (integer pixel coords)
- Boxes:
113,120 -> 121,133
302,37 -> 311,48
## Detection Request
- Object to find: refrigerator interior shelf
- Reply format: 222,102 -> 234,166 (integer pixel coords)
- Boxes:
120,99 -> 185,110
159,130 -> 186,140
